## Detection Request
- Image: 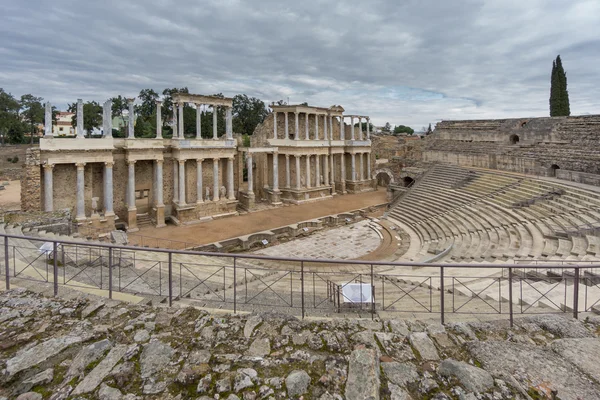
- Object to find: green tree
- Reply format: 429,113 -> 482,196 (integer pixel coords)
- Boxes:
0,89 -> 22,144
354,121 -> 375,132
383,122 -> 392,133
20,94 -> 44,144
232,94 -> 269,136
393,125 -> 414,135
68,101 -> 102,136
110,95 -> 128,136
549,55 -> 570,117
137,89 -> 159,120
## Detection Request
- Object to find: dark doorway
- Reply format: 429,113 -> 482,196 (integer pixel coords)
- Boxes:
549,164 -> 560,177
402,176 -> 415,187
509,134 -> 520,145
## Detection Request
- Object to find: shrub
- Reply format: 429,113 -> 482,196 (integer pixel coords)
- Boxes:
11,156 -> 18,163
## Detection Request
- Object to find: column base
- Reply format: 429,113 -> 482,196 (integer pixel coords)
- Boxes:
238,191 -> 255,211
127,208 -> 138,232
265,188 -> 282,205
154,205 -> 166,228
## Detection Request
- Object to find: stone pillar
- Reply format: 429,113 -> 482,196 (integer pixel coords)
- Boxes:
213,106 -> 218,139
357,117 -> 362,140
172,104 -> 178,138
340,116 -> 345,140
43,164 -> 54,212
103,100 -> 112,138
127,161 -> 136,209
226,107 -> 233,140
305,155 -> 311,188
315,114 -> 319,140
367,153 -> 372,181
173,159 -> 178,204
295,155 -> 301,190
329,116 -> 334,140
330,153 -> 335,186
227,157 -> 235,200
213,158 -> 220,201
44,102 -> 52,137
196,104 -> 202,139
196,159 -> 204,203
324,155 -> 329,186
284,112 -> 289,139
76,99 -> 84,138
178,160 -> 186,205
366,117 -> 370,139
285,154 -> 291,188
154,160 -> 165,227
156,100 -> 162,139
76,163 -> 86,220
128,98 -> 135,139
305,113 -> 309,140
104,162 -> 114,215
273,112 -> 277,139
351,154 -> 356,181
350,116 -> 355,140
272,152 -> 279,191
247,154 -> 253,194
323,115 -> 328,140
178,102 -> 184,138
315,154 -> 320,187
294,112 -> 299,141
341,154 -> 347,190
359,153 -> 364,181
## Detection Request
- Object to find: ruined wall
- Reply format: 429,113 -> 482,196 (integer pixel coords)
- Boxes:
20,148 -> 41,212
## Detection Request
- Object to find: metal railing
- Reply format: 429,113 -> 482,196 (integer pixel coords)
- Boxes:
3,232 -> 600,326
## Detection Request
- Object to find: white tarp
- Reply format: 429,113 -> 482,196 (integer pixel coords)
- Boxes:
342,283 -> 373,303
39,242 -> 55,253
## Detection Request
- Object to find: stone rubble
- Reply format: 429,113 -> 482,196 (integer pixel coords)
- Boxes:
2,289 -> 600,399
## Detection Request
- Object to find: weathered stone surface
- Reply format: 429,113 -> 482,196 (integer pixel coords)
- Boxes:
133,329 -> 150,343
388,384 -> 412,400
285,370 -> 311,397
140,340 -> 174,379
551,338 -> 600,382
382,362 -> 419,387
81,301 -> 105,318
15,393 -> 42,400
66,339 -> 112,379
521,315 -> 593,338
244,315 -> 262,338
234,368 -> 258,392
6,335 -> 84,376
20,368 -> 54,392
409,332 -> 439,361
247,338 -> 270,357
438,359 -> 494,393
98,383 -> 123,400
389,319 -> 410,336
72,344 -> 128,395
345,348 -> 380,400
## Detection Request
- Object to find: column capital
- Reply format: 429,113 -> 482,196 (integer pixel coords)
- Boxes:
178,159 -> 186,165
127,98 -> 135,104
285,154 -> 290,159
294,111 -> 299,115
155,100 -> 162,106
43,163 -> 54,170
127,160 -> 136,166
228,156 -> 234,161
75,162 -> 86,169
196,158 -> 204,163
213,157 -> 220,162
155,160 -> 163,166
104,161 -> 114,168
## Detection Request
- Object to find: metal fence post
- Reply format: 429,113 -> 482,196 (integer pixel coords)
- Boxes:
53,241 -> 58,297
508,268 -> 514,327
168,251 -> 173,307
301,261 -> 305,319
4,236 -> 9,290
233,257 -> 237,314
573,267 -> 580,320
440,266 -> 445,325
108,247 -> 113,300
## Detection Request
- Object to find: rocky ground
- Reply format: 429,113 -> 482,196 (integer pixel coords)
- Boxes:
2,289 -> 600,400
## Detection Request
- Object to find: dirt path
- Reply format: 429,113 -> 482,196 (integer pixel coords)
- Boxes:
135,189 -> 388,246
0,180 -> 21,211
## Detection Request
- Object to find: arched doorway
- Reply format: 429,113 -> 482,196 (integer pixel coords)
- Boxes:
509,134 -> 520,145
402,176 -> 415,187
376,172 -> 391,187
549,164 -> 560,177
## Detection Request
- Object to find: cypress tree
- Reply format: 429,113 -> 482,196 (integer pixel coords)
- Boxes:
549,55 -> 570,116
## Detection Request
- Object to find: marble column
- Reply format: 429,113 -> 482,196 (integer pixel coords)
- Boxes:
350,116 -> 355,140
305,155 -> 311,188
315,114 -> 319,140
104,162 -> 114,215
196,104 -> 202,139
43,164 -> 54,212
324,155 -> 329,186
154,160 -> 163,206
340,117 -> 345,140
367,153 -> 372,180
178,103 -> 184,138
359,153 -> 364,180
315,154 -> 320,187
156,100 -> 162,139
103,100 -> 112,138
330,153 -> 335,186
366,117 -> 371,139
172,104 -> 178,138
196,159 -> 204,203
323,115 -> 328,140
272,152 -> 279,191
329,116 -> 334,140
247,154 -> 253,194
285,154 -> 291,188
178,160 -> 186,205
213,158 -> 220,201
273,112 -> 277,139
76,163 -> 86,219
76,99 -> 84,138
44,102 -> 52,137
294,112 -> 299,141
295,156 -> 301,190
173,160 -> 178,204
357,117 -> 362,140
284,112 -> 289,139
128,98 -> 135,139
351,154 -> 356,181
226,107 -> 233,140
127,161 -> 136,209
227,157 -> 235,200
305,113 -> 309,140
341,154 -> 346,184
212,106 -> 218,140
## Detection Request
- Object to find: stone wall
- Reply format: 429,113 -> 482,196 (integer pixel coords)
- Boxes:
20,147 -> 41,212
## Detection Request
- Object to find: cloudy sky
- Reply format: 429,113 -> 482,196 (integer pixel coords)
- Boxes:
1,0 -> 599,128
